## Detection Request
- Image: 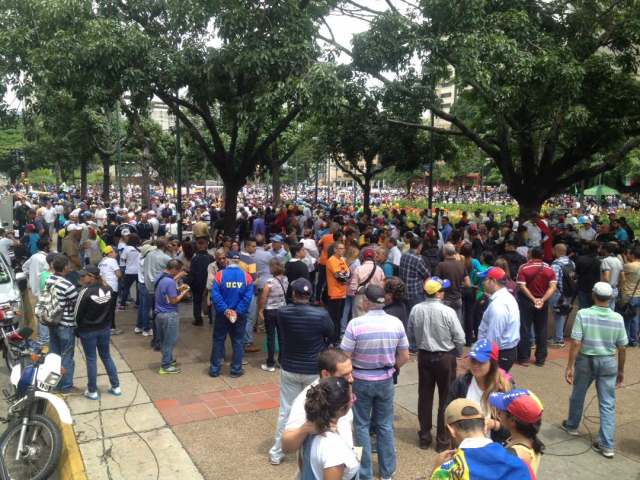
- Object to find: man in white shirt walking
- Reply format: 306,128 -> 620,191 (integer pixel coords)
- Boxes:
22,238 -> 50,342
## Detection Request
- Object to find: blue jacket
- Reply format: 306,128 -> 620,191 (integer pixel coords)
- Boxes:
212,264 -> 254,316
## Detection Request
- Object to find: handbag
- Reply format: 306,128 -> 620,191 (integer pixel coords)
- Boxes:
621,274 -> 640,317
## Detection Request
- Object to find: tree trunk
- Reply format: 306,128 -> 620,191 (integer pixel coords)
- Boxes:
100,152 -> 111,202
516,198 -> 544,221
363,177 -> 372,218
406,178 -> 412,196
271,142 -> 281,206
141,142 -> 151,209
80,157 -> 88,199
222,181 -> 241,235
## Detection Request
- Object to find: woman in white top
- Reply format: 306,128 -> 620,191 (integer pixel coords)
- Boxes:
305,377 -> 359,480
119,233 -> 140,309
258,258 -> 288,372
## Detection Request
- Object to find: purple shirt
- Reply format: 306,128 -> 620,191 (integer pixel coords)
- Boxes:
154,273 -> 178,313
340,309 -> 409,381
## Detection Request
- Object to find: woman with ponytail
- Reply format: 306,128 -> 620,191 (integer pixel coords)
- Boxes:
489,389 -> 545,474
305,377 -> 359,480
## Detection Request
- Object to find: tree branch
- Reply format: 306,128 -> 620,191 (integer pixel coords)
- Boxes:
251,105 -> 302,161
387,118 -> 465,136
333,155 -> 366,188
430,106 -> 501,158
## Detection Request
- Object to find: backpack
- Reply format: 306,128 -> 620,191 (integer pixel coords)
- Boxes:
35,278 -> 65,327
560,262 -> 577,299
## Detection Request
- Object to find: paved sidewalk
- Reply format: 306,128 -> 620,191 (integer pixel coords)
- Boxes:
68,304 -> 640,479
70,336 -> 203,480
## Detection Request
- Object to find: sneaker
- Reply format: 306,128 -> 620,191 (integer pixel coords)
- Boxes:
83,390 -> 99,400
592,442 -> 614,458
242,359 -> 249,366
142,330 -> 153,337
549,341 -> 566,348
134,327 -> 143,334
560,421 -> 580,436
269,455 -> 283,465
261,364 -> 276,372
159,366 -> 182,375
111,328 -> 124,336
230,370 -> 245,378
108,387 -> 122,396
208,370 -> 220,378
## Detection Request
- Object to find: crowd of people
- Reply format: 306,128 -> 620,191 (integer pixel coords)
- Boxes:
5,184 -> 636,479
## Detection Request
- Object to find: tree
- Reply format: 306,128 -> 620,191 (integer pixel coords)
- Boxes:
315,67 -> 423,216
320,0 -> 640,218
1,0 -> 341,233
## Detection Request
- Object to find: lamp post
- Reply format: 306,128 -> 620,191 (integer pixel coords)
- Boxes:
427,109 -> 435,212
175,93 -> 183,241
115,101 -> 124,208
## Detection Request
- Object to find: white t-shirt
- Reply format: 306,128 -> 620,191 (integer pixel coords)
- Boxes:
95,208 -> 108,226
388,246 -> 402,267
43,207 -> 56,224
122,246 -> 140,275
99,257 -> 120,291
466,377 -> 484,413
310,431 -> 359,480
601,255 -> 623,288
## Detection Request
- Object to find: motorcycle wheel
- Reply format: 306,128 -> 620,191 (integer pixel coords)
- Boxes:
2,342 -> 17,372
0,413 -> 62,480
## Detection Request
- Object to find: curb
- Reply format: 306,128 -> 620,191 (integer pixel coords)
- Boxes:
46,403 -> 88,480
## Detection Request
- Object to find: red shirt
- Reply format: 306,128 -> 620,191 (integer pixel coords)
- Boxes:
516,260 -> 557,298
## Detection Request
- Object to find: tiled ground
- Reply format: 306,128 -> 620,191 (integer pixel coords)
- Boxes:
154,382 -> 280,426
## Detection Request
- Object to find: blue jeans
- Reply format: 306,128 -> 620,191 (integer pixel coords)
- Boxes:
210,314 -> 246,376
626,297 -> 640,345
549,291 -> 567,342
156,312 -> 179,369
244,294 -> 258,346
566,354 -> 618,449
78,327 -> 119,393
352,377 -> 396,479
38,324 -> 50,346
340,296 -> 354,335
136,282 -> 150,331
49,325 -> 75,391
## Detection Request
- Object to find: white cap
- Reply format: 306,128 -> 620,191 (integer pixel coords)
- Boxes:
67,223 -> 82,232
121,228 -> 131,236
592,282 -> 613,298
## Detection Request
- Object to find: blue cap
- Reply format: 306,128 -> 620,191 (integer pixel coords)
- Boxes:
467,339 -> 498,363
228,250 -> 240,260
271,234 -> 284,243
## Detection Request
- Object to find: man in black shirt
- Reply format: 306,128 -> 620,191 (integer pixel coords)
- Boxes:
499,240 -> 527,279
136,213 -> 154,241
189,238 -> 213,326
575,241 -> 601,308
284,243 -> 310,300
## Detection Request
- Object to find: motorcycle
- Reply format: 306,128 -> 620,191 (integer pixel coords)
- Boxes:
0,310 -> 22,372
0,333 -> 71,479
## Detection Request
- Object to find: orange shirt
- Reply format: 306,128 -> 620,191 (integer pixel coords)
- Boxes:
326,255 -> 348,299
318,234 -> 334,266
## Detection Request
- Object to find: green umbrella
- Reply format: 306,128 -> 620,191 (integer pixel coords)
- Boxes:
583,185 -> 620,197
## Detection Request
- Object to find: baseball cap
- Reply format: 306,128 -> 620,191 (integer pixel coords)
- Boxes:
364,284 -> 386,304
228,250 -> 240,260
423,276 -> 451,295
467,339 -> 499,363
78,265 -> 100,277
121,228 -> 131,236
362,249 -> 376,261
271,234 -> 284,243
103,246 -> 114,255
593,282 -> 613,298
445,399 -> 484,425
489,389 -> 544,424
291,278 -> 313,296
477,267 -> 506,282
66,223 -> 82,232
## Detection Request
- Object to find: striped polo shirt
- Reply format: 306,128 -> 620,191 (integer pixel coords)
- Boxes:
571,306 -> 628,356
340,309 -> 409,381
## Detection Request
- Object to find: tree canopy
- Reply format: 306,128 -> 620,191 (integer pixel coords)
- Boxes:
323,0 -> 640,217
